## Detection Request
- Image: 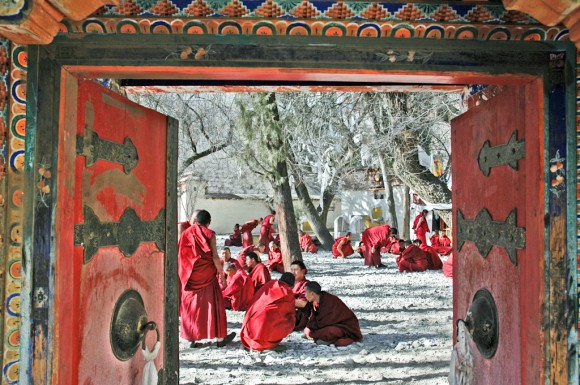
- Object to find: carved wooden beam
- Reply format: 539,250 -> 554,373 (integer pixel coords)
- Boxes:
0,0 -> 118,44
503,0 -> 580,48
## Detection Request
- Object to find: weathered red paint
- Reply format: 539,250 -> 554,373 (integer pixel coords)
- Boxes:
56,74 -> 168,384
451,81 -> 544,384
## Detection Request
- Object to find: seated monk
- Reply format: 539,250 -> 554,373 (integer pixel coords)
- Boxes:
240,219 -> 260,248
224,224 -> 242,247
443,253 -> 453,278
219,247 -> 241,289
304,281 -> 362,347
299,230 -> 318,253
246,252 -> 271,294
222,263 -> 254,311
237,243 -> 266,272
430,230 -> 453,256
240,273 -> 296,351
396,240 -> 429,272
332,232 -> 355,258
414,239 -> 443,270
265,241 -> 284,273
290,260 -> 310,331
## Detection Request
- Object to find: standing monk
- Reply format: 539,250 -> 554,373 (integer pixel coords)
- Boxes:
291,260 -> 311,331
304,281 -> 362,347
430,230 -> 452,256
246,252 -> 271,294
259,211 -> 276,253
299,230 -> 318,253
224,224 -> 242,247
178,210 -> 235,347
332,232 -> 355,258
240,273 -> 296,351
240,218 -> 260,248
360,224 -> 391,268
413,209 -> 430,245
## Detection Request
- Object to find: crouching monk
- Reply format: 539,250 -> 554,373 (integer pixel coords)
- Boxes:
240,273 -> 296,351
332,232 -> 355,258
304,281 -> 362,347
178,210 -> 235,347
222,263 -> 254,311
396,240 -> 429,272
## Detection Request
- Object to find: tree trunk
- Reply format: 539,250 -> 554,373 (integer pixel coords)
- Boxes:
402,185 -> 410,240
318,188 -> 335,230
292,171 -> 335,250
273,168 -> 302,270
377,153 -> 398,228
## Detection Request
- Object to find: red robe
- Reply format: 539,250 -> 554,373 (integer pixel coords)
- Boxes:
219,258 -> 243,289
360,224 -> 391,266
387,238 -> 402,255
259,214 -> 275,252
332,236 -> 354,258
222,269 -> 254,311
241,220 -> 259,248
443,253 -> 454,278
249,263 -> 271,293
430,234 -> 452,256
396,244 -> 429,272
413,213 -> 430,245
419,244 -> 443,270
305,292 -> 362,346
300,233 -> 318,253
237,245 -> 260,270
293,279 -> 310,331
178,223 -> 226,341
225,228 -> 242,247
240,280 -> 296,351
266,248 -> 284,273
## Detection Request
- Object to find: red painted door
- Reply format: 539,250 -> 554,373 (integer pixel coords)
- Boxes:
451,83 -> 544,384
55,76 -> 177,384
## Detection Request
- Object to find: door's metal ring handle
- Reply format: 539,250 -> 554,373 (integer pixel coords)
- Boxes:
141,321 -> 160,350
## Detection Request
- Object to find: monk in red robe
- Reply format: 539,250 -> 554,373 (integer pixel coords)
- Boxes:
237,243 -> 266,271
265,241 -> 284,273
219,247 -> 242,289
413,209 -> 430,246
396,240 -> 429,272
415,239 -> 443,270
240,219 -> 260,248
224,224 -> 242,247
386,229 -> 402,255
332,232 -> 355,258
240,273 -> 296,351
304,281 -> 362,347
443,252 -> 454,278
222,263 -> 254,311
430,230 -> 452,256
246,252 -> 271,293
178,209 -> 235,347
290,260 -> 310,331
360,224 -> 391,268
259,211 -> 276,253
299,231 -> 318,253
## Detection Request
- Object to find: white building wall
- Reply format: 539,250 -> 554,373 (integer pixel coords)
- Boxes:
341,186 -> 407,230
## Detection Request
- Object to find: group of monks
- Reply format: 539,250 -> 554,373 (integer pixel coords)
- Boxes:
178,209 -> 363,352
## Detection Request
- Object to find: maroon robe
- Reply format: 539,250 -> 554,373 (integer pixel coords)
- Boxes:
300,233 -> 318,253
222,269 -> 254,311
419,244 -> 443,270
237,245 -> 260,271
225,228 -> 242,247
360,224 -> 391,266
259,214 -> 275,252
249,262 -> 271,293
413,213 -> 430,245
178,223 -> 227,341
430,234 -> 453,256
241,219 -> 259,248
396,244 -> 429,272
305,292 -> 362,346
293,279 -> 310,331
266,248 -> 284,273
240,280 -> 296,351
332,236 -> 354,258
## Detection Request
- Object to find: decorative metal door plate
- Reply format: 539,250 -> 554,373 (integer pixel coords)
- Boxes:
74,206 -> 166,263
456,208 -> 525,265
77,128 -> 138,174
478,131 -> 525,176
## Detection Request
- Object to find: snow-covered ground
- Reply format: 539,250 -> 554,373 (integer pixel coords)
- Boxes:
179,242 -> 453,385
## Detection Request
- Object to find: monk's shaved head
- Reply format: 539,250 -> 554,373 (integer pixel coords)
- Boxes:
224,262 -> 236,271
196,210 -> 211,226
306,281 -> 322,295
279,272 -> 295,287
